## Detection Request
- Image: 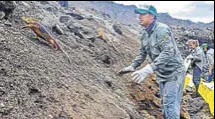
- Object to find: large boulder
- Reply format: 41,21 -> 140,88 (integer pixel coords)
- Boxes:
0,1 -> 16,20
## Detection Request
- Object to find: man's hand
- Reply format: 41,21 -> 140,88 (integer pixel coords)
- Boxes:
186,55 -> 194,60
131,64 -> 153,83
209,70 -> 212,76
118,65 -> 135,75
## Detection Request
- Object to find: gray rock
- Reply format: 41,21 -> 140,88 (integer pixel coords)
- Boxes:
0,11 -> 5,20
59,15 -> 72,23
66,12 -> 84,20
20,1 -> 30,8
187,97 -> 205,113
0,1 -> 16,20
52,24 -> 64,35
4,20 -> 12,26
185,86 -> 193,93
113,24 -> 123,35
39,1 -> 50,5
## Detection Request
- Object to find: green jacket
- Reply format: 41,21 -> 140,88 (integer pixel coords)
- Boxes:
131,22 -> 184,82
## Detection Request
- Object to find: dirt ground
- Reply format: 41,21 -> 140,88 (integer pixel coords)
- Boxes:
0,1 -> 213,119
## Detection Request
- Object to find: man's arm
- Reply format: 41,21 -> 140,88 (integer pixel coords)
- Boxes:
188,51 -> 202,62
209,64 -> 214,75
208,54 -> 214,66
208,54 -> 214,75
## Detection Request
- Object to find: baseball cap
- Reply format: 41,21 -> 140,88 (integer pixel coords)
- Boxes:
135,5 -> 158,17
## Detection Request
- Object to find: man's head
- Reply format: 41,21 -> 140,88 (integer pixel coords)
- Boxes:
134,5 -> 157,27
202,43 -> 208,52
186,39 -> 199,49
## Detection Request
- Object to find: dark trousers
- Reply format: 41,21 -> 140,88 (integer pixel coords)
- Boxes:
192,66 -> 201,94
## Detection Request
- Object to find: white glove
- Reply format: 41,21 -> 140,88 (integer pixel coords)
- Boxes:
118,65 -> 135,75
186,55 -> 194,60
131,64 -> 154,83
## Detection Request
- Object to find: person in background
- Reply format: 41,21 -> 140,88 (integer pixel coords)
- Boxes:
202,43 -> 214,82
186,39 -> 203,97
202,44 -> 214,82
208,63 -> 214,82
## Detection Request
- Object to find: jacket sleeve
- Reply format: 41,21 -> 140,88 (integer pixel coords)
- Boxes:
130,36 -> 147,69
208,54 -> 214,65
150,27 -> 176,71
190,49 -> 202,62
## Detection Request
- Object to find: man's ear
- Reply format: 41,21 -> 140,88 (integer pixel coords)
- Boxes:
149,14 -> 155,20
152,15 -> 155,19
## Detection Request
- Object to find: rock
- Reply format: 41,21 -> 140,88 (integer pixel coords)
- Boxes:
0,1 -> 16,20
101,55 -> 112,64
71,29 -> 84,39
187,97 -> 205,113
0,90 -> 5,96
59,15 -> 72,23
4,20 -> 12,26
180,106 -> 190,119
39,1 -> 49,5
185,86 -> 193,93
102,13 -> 111,20
42,5 -> 58,12
66,22 -> 83,31
86,15 -> 94,21
20,1 -> 30,8
66,12 -> 84,20
0,11 -> 5,20
113,24 -> 123,35
52,24 -> 64,35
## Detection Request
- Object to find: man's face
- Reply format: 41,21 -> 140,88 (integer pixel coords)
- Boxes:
188,43 -> 196,49
138,13 -> 153,27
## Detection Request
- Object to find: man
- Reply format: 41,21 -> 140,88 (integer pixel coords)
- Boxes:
207,47 -> 214,82
202,43 -> 214,82
118,5 -> 185,119
186,40 -> 203,97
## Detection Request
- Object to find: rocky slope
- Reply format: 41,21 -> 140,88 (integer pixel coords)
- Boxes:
0,1 -> 143,119
0,1 -> 214,119
69,1 -> 214,28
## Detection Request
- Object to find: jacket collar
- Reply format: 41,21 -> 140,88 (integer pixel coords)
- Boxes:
143,18 -> 157,33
